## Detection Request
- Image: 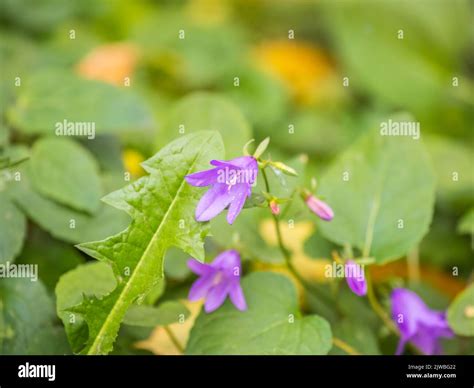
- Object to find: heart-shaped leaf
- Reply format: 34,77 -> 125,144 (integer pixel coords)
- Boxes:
0,278 -> 70,354
0,192 -> 26,264
7,70 -> 153,135
318,119 -> 435,263
158,92 -> 251,158
30,138 -> 102,213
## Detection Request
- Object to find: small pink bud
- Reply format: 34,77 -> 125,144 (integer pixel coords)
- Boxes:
270,200 -> 280,215
305,195 -> 334,221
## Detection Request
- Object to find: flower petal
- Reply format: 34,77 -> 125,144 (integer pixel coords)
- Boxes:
204,282 -> 229,313
212,249 -> 241,271
410,325 -> 442,355
395,338 -> 407,355
391,288 -> 426,339
185,168 -> 219,187
195,184 -> 232,222
188,272 -> 215,301
306,195 -> 334,221
345,260 -> 367,296
346,275 -> 367,296
211,157 -> 258,185
211,156 -> 254,169
229,282 -> 247,311
187,259 -> 213,276
226,184 -> 249,224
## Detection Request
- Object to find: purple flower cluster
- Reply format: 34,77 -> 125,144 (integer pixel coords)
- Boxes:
184,154 -> 455,356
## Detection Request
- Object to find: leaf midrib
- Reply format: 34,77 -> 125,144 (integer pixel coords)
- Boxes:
362,142 -> 390,258
87,133 -> 214,354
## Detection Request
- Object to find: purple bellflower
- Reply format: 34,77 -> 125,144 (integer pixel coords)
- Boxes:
188,250 -> 247,313
391,288 -> 454,355
185,156 -> 258,224
345,260 -> 367,296
305,194 -> 334,221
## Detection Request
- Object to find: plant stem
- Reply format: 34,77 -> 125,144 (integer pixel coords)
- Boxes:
280,188 -> 297,219
164,326 -> 184,354
260,168 -> 333,306
366,270 -> 423,355
262,168 -> 301,273
366,271 -> 398,336
332,337 -> 361,355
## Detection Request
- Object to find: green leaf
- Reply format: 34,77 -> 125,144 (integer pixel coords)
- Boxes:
426,135 -> 474,204
0,192 -> 26,264
304,232 -> 339,259
0,0 -> 81,33
55,262 -> 116,353
0,278 -> 70,354
211,208 -> 284,263
223,67 -> 289,130
458,208 -> 474,235
447,284 -> 474,337
12,169 -> 130,244
337,287 -> 380,330
420,212 -> 472,273
30,138 -> 102,213
0,125 -> 9,148
164,247 -> 191,280
269,161 -> 298,177
330,319 -> 381,355
186,272 -> 332,355
72,131 -> 224,354
253,137 -> 270,159
123,301 -> 190,327
318,121 -> 435,263
84,135 -> 124,174
57,262 -> 171,354
133,12 -> 246,88
158,92 -> 251,158
0,144 -> 29,170
16,227 -> 83,291
7,70 -> 154,135
270,109 -> 363,156
243,192 -> 267,209
323,1 -> 470,113
110,325 -> 154,355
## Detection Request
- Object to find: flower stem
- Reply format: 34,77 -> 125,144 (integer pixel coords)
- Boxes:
332,337 -> 361,355
261,168 -> 300,271
366,271 -> 398,336
260,168 -> 333,306
164,326 -> 184,354
366,270 -> 423,355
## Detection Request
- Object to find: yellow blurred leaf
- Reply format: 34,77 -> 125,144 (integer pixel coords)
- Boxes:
259,219 -> 331,283
186,0 -> 232,26
253,40 -> 342,106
